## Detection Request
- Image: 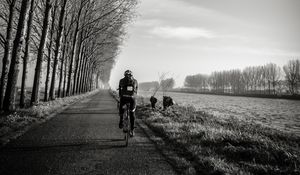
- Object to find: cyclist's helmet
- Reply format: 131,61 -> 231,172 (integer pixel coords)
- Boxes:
124,70 -> 132,77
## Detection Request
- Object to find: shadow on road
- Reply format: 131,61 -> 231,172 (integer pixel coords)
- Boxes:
1,138 -> 127,152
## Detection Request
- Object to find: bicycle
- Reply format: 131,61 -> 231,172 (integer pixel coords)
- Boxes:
122,102 -> 131,147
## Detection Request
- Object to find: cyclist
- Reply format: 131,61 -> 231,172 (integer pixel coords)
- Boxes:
118,70 -> 138,137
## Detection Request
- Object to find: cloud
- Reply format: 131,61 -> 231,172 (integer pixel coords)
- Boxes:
150,26 -> 215,40
135,19 -> 162,27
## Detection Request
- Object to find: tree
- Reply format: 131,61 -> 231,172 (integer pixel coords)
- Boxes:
139,81 -> 159,91
3,0 -> 31,111
160,78 -> 175,93
296,60 -> 300,87
184,74 -> 208,91
20,0 -> 36,108
58,9 -> 74,98
210,71 -> 227,93
49,0 -> 67,100
44,0 -> 58,101
31,0 -> 52,105
0,0 -> 17,109
66,0 -> 86,96
228,69 -> 243,94
283,59 -> 299,95
266,63 -> 282,94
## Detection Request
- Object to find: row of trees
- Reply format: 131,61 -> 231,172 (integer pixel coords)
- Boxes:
139,81 -> 159,91
184,59 -> 300,95
160,78 -> 175,93
139,77 -> 175,96
139,79 -> 175,92
0,0 -> 137,111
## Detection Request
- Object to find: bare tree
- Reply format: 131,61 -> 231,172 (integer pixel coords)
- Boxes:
49,0 -> 67,100
3,0 -> 31,111
31,0 -> 52,105
296,60 -> 300,88
0,0 -> 17,109
283,59 -> 299,95
66,0 -> 86,96
266,63 -> 282,94
20,0 -> 36,108
44,0 -> 58,102
228,69 -> 243,94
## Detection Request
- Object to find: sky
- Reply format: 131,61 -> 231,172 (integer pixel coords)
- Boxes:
109,0 -> 300,88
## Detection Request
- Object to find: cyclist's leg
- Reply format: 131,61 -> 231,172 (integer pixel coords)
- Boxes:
119,97 -> 125,128
129,97 -> 136,131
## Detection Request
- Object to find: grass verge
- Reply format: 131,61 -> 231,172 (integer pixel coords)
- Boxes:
136,99 -> 300,175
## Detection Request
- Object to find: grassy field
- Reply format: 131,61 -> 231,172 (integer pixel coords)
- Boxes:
136,98 -> 300,175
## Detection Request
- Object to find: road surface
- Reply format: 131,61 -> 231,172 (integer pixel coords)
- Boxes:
0,90 -> 176,175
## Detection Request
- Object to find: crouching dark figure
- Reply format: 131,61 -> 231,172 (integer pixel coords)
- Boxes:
163,96 -> 174,110
150,96 -> 157,109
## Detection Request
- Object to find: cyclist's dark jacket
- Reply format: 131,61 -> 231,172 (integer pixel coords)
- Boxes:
119,77 -> 138,97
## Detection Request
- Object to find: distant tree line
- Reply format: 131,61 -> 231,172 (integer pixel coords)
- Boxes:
160,78 -> 175,92
139,78 -> 175,92
139,81 -> 159,91
0,0 -> 137,112
184,59 -> 300,95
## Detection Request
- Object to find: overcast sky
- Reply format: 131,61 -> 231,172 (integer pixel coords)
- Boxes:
109,0 -> 300,88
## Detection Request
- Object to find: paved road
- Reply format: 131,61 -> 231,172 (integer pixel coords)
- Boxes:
0,90 -> 176,175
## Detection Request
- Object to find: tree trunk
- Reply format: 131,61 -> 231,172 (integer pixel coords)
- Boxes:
62,40 -> 71,97
263,79 -> 266,94
268,81 -> 271,95
76,46 -> 86,94
3,0 -> 30,111
82,62 -> 87,93
273,81 -> 276,95
73,40 -> 84,94
44,54 -> 51,101
72,43 -> 82,95
90,68 -> 95,91
88,66 -> 93,92
0,0 -> 17,110
87,69 -> 91,92
82,58 -> 90,93
96,73 -> 100,89
20,0 -> 35,108
57,35 -> 67,98
44,2 -> 58,102
63,54 -> 68,97
49,0 -> 67,100
66,31 -> 77,96
78,55 -> 87,93
31,0 -> 52,105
